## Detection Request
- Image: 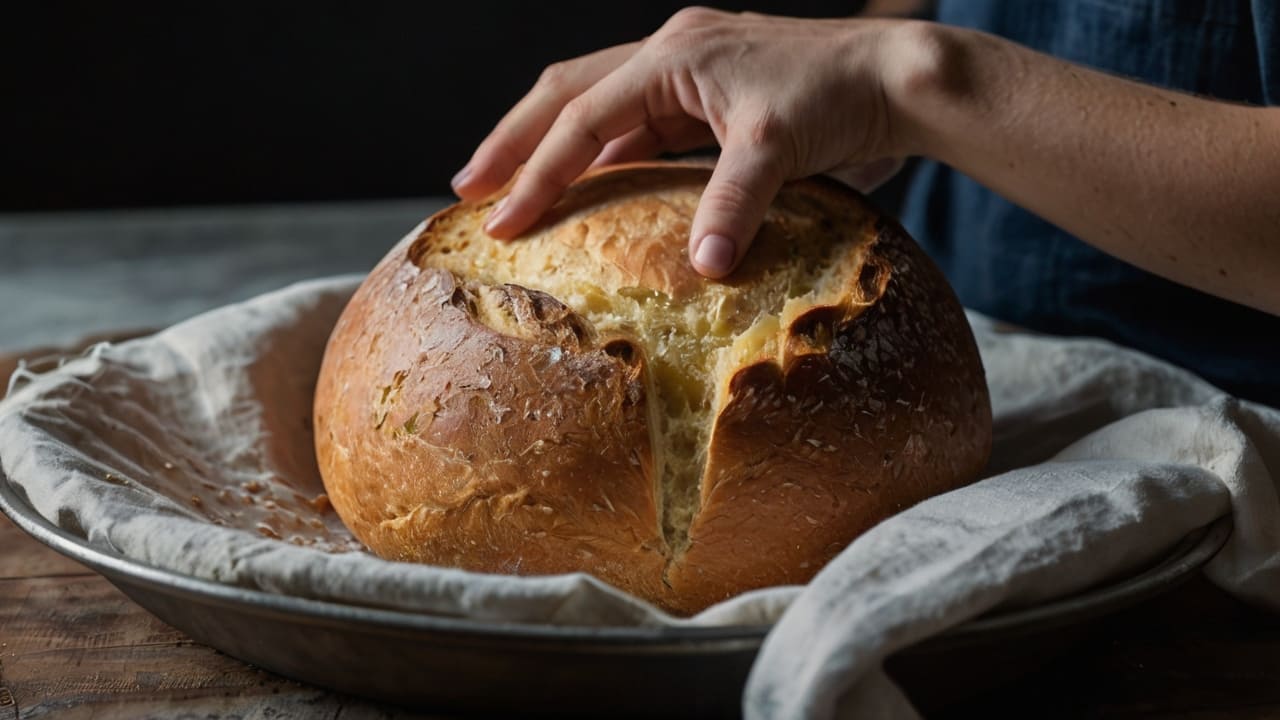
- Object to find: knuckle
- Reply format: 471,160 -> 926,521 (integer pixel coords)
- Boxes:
536,61 -> 571,92
652,7 -> 733,57
665,6 -> 721,31
480,134 -> 529,168
652,28 -> 706,58
558,97 -> 594,134
743,109 -> 788,148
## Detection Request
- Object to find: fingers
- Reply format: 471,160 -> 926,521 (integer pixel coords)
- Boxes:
590,117 -> 716,168
484,66 -> 652,238
452,42 -> 640,201
688,139 -> 787,278
590,126 -> 664,169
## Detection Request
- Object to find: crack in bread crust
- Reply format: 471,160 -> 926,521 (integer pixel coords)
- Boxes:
404,171 -> 872,564
314,162 -> 992,615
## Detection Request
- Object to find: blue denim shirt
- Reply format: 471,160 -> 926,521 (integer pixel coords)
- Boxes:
901,0 -> 1280,407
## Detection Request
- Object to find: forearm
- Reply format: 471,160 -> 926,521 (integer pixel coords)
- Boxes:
885,22 -> 1280,316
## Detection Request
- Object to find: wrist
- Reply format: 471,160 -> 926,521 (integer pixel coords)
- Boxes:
873,20 -> 974,161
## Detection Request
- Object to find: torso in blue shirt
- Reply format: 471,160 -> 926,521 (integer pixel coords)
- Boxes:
901,0 -> 1280,407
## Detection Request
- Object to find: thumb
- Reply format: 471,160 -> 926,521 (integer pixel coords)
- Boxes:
689,142 -> 786,279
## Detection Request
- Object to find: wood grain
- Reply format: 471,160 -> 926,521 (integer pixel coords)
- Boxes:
934,575 -> 1280,719
0,512 -> 439,720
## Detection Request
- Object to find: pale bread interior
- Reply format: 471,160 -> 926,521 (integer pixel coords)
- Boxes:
415,186 -> 866,554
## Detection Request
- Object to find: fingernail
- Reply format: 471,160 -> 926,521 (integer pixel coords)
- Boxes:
450,165 -> 472,191
484,197 -> 509,234
693,234 -> 736,276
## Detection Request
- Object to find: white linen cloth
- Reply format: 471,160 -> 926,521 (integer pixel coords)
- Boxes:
1,275 -> 1277,718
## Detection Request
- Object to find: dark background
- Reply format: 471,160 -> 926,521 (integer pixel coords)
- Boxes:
4,1 -> 867,212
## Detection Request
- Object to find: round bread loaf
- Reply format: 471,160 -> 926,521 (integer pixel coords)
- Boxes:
313,162 -> 991,615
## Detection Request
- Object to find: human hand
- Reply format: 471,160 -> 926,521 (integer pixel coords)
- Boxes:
450,8 -> 920,278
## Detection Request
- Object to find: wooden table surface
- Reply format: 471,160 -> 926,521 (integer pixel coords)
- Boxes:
4,203 -> 1280,718
6,509 -> 1280,720
0,512 -> 438,720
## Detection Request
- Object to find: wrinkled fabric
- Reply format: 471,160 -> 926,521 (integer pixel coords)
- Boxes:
747,316 -> 1280,717
1,279 -> 1277,719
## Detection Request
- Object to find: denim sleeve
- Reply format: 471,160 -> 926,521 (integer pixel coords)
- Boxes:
904,0 -> 1280,408
1253,0 -> 1279,103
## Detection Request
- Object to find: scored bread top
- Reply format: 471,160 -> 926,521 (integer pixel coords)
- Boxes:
313,162 -> 991,615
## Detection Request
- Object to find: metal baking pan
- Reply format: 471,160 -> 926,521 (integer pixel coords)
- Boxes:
0,475 -> 1231,717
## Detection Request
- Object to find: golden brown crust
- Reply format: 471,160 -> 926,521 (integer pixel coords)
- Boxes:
670,216 -> 991,613
314,264 -> 669,603
314,161 -> 991,616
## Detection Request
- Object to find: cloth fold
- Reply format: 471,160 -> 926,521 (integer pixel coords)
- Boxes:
1,278 -> 1276,719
